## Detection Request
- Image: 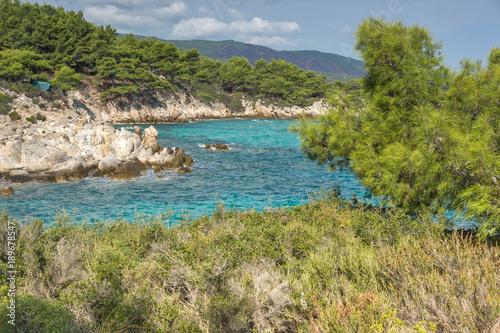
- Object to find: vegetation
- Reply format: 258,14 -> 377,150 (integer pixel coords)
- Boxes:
0,0 -> 333,107
8,110 -> 20,120
0,92 -> 13,115
1,192 -> 499,332
293,18 -> 500,237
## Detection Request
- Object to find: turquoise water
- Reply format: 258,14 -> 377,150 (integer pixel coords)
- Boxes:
1,119 -> 369,224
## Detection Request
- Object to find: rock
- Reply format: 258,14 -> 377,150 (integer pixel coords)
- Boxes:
185,155 -> 194,166
144,125 -> 158,138
27,151 -> 70,173
44,157 -> 88,182
174,148 -> 186,164
178,167 -> 192,174
221,144 -> 229,151
0,186 -> 14,196
148,154 -> 183,168
98,156 -> 121,175
125,157 -> 147,174
157,174 -> 165,179
110,163 -> 142,180
142,125 -> 161,153
204,144 -> 211,150
9,170 -> 32,183
134,126 -> 143,140
133,147 -> 153,165
92,170 -> 104,178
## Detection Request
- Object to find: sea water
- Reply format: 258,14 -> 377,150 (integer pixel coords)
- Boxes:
1,119 -> 369,225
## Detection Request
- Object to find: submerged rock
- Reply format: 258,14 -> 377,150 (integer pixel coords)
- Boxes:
0,186 -> 14,196
178,167 -> 192,174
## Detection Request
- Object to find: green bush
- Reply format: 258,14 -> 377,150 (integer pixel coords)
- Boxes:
26,116 -> 36,123
35,113 -> 46,121
0,294 -> 80,333
0,92 -> 13,115
8,111 -> 21,120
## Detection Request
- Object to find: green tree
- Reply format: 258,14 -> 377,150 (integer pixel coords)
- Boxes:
219,57 -> 252,92
293,18 -> 500,236
51,66 -> 83,91
0,48 -> 51,81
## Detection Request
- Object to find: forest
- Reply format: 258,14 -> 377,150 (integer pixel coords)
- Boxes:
0,0 -> 333,107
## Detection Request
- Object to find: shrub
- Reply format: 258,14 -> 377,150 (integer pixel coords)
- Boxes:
0,294 -> 80,333
8,111 -> 21,120
26,116 -> 36,123
35,113 -> 46,121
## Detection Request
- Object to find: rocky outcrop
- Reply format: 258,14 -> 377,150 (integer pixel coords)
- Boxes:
0,120 -> 193,183
206,143 -> 230,151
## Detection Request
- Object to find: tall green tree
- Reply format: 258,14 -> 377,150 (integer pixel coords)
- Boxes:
293,18 -> 500,236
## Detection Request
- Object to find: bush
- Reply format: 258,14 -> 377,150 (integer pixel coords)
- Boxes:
8,111 -> 21,120
35,113 -> 46,121
0,294 -> 80,333
26,116 -> 36,123
0,92 -> 13,115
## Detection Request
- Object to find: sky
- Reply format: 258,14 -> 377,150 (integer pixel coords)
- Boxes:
25,0 -> 499,69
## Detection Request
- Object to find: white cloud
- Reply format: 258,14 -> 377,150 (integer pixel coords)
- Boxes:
197,5 -> 216,17
172,16 -> 300,39
225,8 -> 245,21
153,1 -> 188,19
230,17 -> 300,35
85,5 -> 152,28
244,35 -> 297,48
172,17 -> 227,38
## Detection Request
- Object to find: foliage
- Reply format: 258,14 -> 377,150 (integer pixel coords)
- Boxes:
2,192 -> 499,332
0,91 -> 13,115
293,18 -> 500,236
51,66 -> 84,91
8,110 -> 20,120
0,0 -> 331,107
0,294 -> 79,333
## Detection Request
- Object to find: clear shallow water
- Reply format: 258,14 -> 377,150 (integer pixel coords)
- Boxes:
1,119 -> 370,225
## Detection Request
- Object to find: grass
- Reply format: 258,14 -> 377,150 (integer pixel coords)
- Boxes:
1,191 -> 499,332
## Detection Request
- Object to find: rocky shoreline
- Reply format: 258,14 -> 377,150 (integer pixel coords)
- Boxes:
0,117 -> 193,188
0,86 -> 328,192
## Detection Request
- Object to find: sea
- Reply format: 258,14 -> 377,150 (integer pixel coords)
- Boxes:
2,119 -> 371,225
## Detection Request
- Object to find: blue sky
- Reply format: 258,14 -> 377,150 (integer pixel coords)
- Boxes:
27,0 -> 499,68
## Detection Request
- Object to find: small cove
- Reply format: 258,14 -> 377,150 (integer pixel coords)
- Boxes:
2,119 -> 370,224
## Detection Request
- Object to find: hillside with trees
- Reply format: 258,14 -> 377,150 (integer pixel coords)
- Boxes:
0,0 -> 336,111
149,38 -> 365,82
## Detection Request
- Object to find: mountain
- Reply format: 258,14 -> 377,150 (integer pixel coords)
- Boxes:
118,35 -> 365,82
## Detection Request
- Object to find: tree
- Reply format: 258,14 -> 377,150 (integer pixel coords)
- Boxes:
293,18 -> 500,236
51,66 -> 84,91
0,48 -> 52,81
219,57 -> 252,92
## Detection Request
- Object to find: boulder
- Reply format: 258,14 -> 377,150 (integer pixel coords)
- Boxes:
9,170 -> 32,183
125,157 -> 147,174
0,186 -> 14,196
98,156 -> 121,175
204,144 -> 212,150
148,154 -> 183,168
44,157 -> 88,182
110,163 -> 142,180
178,167 -> 192,174
134,126 -> 143,140
185,155 -> 194,166
142,125 -> 161,153
221,144 -> 229,151
174,148 -> 186,164
27,151 -> 70,173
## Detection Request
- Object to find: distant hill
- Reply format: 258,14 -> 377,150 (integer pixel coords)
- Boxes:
118,35 -> 365,82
